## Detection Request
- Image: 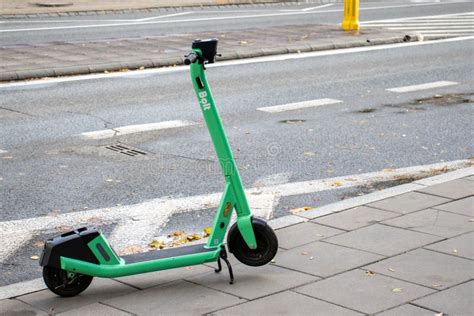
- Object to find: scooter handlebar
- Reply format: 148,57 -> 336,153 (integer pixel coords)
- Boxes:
184,52 -> 199,65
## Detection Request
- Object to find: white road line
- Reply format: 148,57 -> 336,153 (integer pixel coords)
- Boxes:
1,36 -> 473,89
387,27 -> 473,31
386,81 -> 459,93
257,98 -> 343,113
0,2 -> 460,33
0,149 -> 8,154
80,120 -> 198,139
301,4 -> 334,11
362,11 -> 474,23
134,11 -> 193,22
0,159 -> 471,261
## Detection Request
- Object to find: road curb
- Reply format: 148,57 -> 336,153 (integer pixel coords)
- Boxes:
1,163 -> 472,299
0,33 -> 418,82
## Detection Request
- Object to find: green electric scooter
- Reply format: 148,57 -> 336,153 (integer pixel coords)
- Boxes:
40,39 -> 278,297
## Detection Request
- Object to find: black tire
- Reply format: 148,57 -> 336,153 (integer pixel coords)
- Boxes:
43,266 -> 93,297
227,217 -> 278,266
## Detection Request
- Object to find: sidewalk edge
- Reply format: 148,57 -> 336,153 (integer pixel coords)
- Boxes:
0,32 -> 418,82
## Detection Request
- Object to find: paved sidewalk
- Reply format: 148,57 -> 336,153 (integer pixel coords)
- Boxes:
1,168 -> 473,315
0,25 -> 416,81
0,0 -> 291,16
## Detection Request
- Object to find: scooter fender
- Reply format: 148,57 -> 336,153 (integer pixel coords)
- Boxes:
39,227 -> 100,269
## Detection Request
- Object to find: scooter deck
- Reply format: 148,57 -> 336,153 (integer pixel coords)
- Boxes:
122,243 -> 215,264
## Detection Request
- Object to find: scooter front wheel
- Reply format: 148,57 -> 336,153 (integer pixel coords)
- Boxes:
43,266 -> 93,297
227,217 -> 278,266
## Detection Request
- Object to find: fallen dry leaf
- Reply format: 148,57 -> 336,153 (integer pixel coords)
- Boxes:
203,227 -> 212,237
290,206 -> 313,214
56,225 -> 73,233
33,241 -> 44,248
365,271 -> 376,276
30,255 -> 39,260
304,151 -> 316,157
149,239 -> 166,249
301,251 -> 309,256
392,288 -> 403,293
332,181 -> 343,187
388,268 -> 396,272
383,168 -> 395,172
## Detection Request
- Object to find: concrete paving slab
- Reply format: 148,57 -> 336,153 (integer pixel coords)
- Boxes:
416,179 -> 473,199
275,222 -> 344,249
413,281 -> 473,316
294,269 -> 435,315
382,208 -> 473,238
187,264 -> 318,300
114,264 -> 213,290
367,192 -> 450,214
213,290 -> 362,315
424,232 -> 474,260
273,241 -> 383,278
57,302 -> 131,315
324,224 -> 443,256
433,196 -> 474,217
17,278 -> 137,314
312,206 -> 399,231
376,304 -> 437,315
103,280 -> 245,315
364,249 -> 473,289
0,298 -> 48,315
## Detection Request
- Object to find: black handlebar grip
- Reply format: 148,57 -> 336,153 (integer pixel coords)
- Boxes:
184,53 -> 198,65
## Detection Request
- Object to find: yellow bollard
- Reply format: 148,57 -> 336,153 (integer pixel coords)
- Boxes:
342,0 -> 360,31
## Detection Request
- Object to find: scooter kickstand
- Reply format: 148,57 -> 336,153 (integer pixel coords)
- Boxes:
215,257 -> 222,273
218,246 -> 234,284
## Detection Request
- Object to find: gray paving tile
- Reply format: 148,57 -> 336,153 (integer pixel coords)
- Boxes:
376,304 -> 437,315
433,196 -> 474,217
274,241 -> 383,277
324,224 -> 443,256
275,222 -> 344,249
187,263 -> 318,300
0,298 -> 47,315
367,192 -> 450,214
104,280 -> 244,315
57,303 -> 131,315
424,232 -> 474,260
417,179 -> 473,199
295,269 -> 435,315
312,206 -> 399,231
18,278 -> 136,314
115,264 -> 213,289
382,209 -> 473,238
413,281 -> 473,315
364,248 -> 473,289
213,290 -> 362,315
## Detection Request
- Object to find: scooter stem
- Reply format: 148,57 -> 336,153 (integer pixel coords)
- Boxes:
189,47 -> 257,249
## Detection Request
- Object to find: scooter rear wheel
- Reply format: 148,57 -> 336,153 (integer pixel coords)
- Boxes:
43,266 -> 93,297
227,217 -> 278,266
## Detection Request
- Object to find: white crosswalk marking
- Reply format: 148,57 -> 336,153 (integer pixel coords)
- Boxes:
362,12 -> 474,39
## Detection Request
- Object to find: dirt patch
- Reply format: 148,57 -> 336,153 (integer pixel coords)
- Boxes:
279,119 -> 306,124
384,93 -> 473,113
357,108 -> 377,113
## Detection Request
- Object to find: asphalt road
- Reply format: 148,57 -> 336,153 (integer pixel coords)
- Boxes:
1,0 -> 473,45
1,37 -> 472,220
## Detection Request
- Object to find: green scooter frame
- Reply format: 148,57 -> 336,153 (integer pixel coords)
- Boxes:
40,39 -> 278,297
